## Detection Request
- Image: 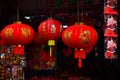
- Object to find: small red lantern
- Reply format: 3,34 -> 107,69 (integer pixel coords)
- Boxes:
1,21 -> 34,45
62,23 -> 98,68
1,21 -> 35,55
38,18 -> 63,56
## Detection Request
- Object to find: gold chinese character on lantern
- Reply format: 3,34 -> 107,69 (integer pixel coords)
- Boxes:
21,28 -> 30,37
79,30 -> 90,44
5,28 -> 13,38
64,31 -> 72,40
42,22 -> 46,34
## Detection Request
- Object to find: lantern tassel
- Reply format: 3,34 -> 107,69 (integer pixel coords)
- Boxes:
48,40 -> 55,57
50,46 -> 52,57
78,58 -> 82,68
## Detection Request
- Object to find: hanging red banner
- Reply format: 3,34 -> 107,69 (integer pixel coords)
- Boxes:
104,0 -> 118,59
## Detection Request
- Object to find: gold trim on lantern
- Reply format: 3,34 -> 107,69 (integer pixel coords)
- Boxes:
14,21 -> 22,24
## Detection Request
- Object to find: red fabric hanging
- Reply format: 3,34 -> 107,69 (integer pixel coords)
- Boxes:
13,45 -> 24,55
74,50 -> 79,59
79,49 -> 86,59
78,59 -> 82,68
74,49 -> 86,59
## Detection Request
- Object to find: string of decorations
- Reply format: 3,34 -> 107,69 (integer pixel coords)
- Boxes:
104,0 -> 118,59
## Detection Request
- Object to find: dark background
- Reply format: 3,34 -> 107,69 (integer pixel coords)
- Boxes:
0,0 -> 120,80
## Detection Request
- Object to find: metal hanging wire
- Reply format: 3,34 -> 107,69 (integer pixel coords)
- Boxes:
81,0 -> 84,22
77,0 -> 80,24
16,0 -> 20,21
77,0 -> 84,24
17,8 -> 20,21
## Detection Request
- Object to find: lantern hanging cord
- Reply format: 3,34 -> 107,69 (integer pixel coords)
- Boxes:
49,1 -> 53,18
16,0 -> 20,21
77,1 -> 80,23
17,8 -> 20,21
81,0 -> 84,22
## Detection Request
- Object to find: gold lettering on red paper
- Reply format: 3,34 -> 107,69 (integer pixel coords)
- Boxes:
64,31 -> 72,40
5,28 -> 13,38
42,22 -> 46,34
21,28 -> 30,37
79,30 -> 90,44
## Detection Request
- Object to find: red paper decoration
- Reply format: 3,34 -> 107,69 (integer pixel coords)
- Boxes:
1,21 -> 35,45
104,0 -> 118,59
0,38 -> 7,46
104,2 -> 118,15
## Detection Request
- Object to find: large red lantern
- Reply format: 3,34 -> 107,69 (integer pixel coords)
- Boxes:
62,24 -> 98,48
62,23 -> 98,67
1,21 -> 35,55
0,33 -> 7,46
1,21 -> 34,45
38,18 -> 63,56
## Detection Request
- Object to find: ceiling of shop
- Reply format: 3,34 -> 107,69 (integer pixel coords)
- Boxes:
0,0 -> 120,29
0,0 -> 120,17
0,0 -> 105,17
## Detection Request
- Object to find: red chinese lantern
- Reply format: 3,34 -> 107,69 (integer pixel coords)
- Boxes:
38,18 -> 63,56
62,23 -> 98,68
1,21 -> 34,45
1,21 -> 35,55
0,36 -> 7,46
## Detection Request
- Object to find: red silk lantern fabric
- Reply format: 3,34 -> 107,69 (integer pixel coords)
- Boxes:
38,18 -> 63,41
0,37 -> 7,46
62,24 -> 98,49
0,31 -> 7,46
1,22 -> 35,45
